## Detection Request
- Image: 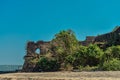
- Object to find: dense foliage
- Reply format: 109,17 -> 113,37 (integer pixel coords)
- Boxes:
36,57 -> 60,71
104,46 -> 120,60
65,44 -> 104,70
101,58 -> 120,71
50,30 -> 79,69
86,44 -> 104,66
35,30 -> 120,71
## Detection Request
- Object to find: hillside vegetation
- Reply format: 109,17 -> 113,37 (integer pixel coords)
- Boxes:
32,30 -> 120,71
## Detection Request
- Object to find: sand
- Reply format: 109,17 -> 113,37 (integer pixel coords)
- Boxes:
0,71 -> 120,80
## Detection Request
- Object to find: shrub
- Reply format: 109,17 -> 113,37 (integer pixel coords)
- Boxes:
86,44 -> 104,66
78,65 -> 98,71
65,45 -> 104,69
72,46 -> 87,67
104,46 -> 120,61
65,46 -> 87,69
65,54 -> 75,64
37,57 -> 60,71
101,58 -> 120,71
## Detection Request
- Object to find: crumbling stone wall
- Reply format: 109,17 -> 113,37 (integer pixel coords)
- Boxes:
94,27 -> 120,48
80,27 -> 120,47
26,41 -> 50,55
81,36 -> 95,46
22,41 -> 51,72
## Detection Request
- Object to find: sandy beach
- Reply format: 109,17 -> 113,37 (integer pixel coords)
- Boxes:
0,71 -> 120,80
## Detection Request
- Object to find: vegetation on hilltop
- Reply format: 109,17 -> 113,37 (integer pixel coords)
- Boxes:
33,30 -> 120,71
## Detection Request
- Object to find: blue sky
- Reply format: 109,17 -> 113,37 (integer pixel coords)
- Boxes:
0,0 -> 120,65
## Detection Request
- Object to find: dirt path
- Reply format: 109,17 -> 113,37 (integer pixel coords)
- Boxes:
0,71 -> 120,80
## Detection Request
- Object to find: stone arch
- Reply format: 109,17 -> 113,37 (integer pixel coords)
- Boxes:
35,48 -> 41,54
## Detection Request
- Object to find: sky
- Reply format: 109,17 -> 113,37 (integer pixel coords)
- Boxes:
0,0 -> 120,65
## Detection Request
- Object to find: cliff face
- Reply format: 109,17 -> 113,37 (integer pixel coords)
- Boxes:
22,27 -> 120,72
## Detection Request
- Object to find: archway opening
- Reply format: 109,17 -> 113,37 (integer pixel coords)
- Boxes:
35,48 -> 40,54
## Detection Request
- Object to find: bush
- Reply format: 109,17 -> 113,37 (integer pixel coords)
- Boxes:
86,44 -> 104,66
65,54 -> 75,64
65,46 -> 87,69
101,58 -> 120,71
78,65 -> 98,71
65,45 -> 104,69
74,46 -> 87,66
37,57 -> 60,71
104,46 -> 120,61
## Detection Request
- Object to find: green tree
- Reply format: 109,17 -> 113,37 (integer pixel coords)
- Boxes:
50,30 -> 79,68
73,46 -> 87,67
86,44 -> 104,66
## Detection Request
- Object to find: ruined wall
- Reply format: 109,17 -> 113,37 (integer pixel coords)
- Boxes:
94,33 -> 112,42
81,36 -> 95,46
81,27 -> 120,47
94,27 -> 120,48
94,27 -> 120,42
22,41 -> 51,72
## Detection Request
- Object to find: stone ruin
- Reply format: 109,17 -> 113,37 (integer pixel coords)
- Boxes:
22,41 -> 51,72
81,26 -> 120,47
94,26 -> 120,47
81,36 -> 95,46
22,26 -> 120,72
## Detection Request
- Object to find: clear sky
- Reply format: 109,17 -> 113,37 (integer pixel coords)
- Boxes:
0,0 -> 120,65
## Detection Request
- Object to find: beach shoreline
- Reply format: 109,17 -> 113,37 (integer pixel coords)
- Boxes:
0,71 -> 120,80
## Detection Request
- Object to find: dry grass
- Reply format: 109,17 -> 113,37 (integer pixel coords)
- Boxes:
0,71 -> 120,80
